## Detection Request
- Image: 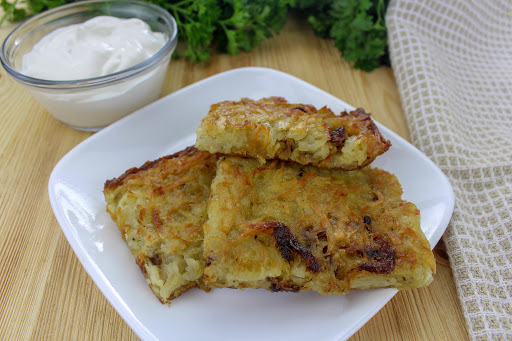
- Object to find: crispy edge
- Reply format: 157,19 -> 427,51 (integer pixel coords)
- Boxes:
104,146 -> 200,190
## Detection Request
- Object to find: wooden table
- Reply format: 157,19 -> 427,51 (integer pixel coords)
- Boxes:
0,15 -> 470,341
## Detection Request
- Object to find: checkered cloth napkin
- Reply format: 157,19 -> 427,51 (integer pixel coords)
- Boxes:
386,1 -> 512,340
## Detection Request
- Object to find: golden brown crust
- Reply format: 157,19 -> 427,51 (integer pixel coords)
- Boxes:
195,97 -> 391,170
203,157 -> 435,294
104,146 -> 200,190
104,147 -> 219,303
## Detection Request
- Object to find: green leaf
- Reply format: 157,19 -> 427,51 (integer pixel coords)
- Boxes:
328,0 -> 390,71
1,0 -> 29,24
214,0 -> 288,55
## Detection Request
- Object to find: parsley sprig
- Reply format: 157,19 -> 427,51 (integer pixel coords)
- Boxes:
299,0 -> 390,71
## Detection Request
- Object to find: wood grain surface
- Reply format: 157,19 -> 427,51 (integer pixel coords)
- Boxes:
0,14 -> 469,341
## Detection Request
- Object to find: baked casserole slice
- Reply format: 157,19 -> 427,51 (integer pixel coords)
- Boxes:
104,147 -> 218,303
195,97 -> 391,170
203,156 -> 435,294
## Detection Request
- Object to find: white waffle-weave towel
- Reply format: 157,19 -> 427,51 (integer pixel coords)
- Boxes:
386,1 -> 512,340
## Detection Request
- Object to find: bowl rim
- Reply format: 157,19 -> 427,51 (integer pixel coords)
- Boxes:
0,0 -> 178,90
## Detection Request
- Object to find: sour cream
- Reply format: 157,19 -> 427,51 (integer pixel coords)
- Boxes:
21,16 -> 166,80
18,16 -> 174,130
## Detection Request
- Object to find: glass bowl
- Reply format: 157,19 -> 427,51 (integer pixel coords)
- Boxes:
0,0 -> 178,131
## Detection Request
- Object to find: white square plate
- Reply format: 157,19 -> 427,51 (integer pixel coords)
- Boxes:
49,67 -> 454,341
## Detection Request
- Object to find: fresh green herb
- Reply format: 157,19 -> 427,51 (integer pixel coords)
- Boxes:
1,0 -> 390,71
291,0 -> 333,38
331,0 -> 390,71
1,0 -> 67,26
216,0 -> 288,56
1,0 -> 27,25
155,0 -> 222,62
158,0 -> 289,62
296,0 -> 390,71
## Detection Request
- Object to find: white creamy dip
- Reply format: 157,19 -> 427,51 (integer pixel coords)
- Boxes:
19,16 -> 173,130
21,16 -> 166,80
